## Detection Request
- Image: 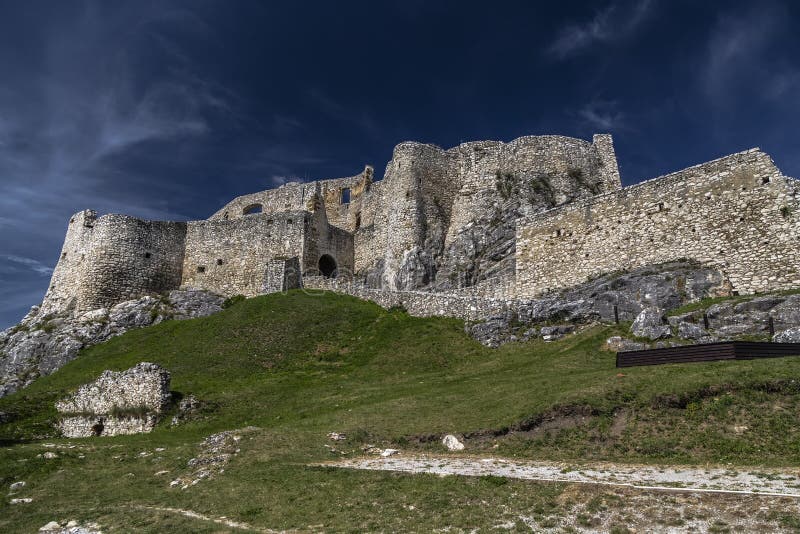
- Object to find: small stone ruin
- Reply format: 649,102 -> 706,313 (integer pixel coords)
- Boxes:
55,362 -> 171,437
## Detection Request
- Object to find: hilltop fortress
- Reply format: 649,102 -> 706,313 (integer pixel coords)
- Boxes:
40,134 -> 800,319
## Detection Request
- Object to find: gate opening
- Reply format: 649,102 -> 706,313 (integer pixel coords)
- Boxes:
318,254 -> 338,278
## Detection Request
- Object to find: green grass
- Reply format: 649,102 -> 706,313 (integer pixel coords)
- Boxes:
2,290 -> 800,531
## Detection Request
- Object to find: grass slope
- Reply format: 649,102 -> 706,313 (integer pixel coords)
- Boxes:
2,291 -> 800,531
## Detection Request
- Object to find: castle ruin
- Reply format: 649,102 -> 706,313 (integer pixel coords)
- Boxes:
40,134 -> 800,319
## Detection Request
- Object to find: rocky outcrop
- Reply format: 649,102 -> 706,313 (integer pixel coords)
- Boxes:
466,261 -> 727,347
442,434 -> 465,451
774,327 -> 800,343
610,293 -> 800,350
56,362 -> 171,437
0,290 -> 224,398
631,308 -> 671,340
170,427 -> 257,489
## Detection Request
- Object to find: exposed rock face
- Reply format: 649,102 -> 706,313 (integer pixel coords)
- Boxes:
56,362 -> 171,438
609,293 -> 800,350
774,327 -> 800,343
631,308 -> 671,340
677,321 -> 707,340
0,290 -> 223,398
466,261 -> 727,347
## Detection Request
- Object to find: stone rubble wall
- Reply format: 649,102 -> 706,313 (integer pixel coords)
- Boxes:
357,135 -> 621,289
516,149 -> 800,297
207,166 -> 374,234
58,414 -> 158,438
55,362 -> 171,437
201,134 -> 619,291
302,276 -> 512,321
55,362 -> 171,415
301,201 -> 355,275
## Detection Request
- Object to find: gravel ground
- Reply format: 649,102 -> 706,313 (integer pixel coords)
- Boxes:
327,454 -> 800,532
329,455 -> 800,497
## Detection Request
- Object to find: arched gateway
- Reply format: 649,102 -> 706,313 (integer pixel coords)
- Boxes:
318,254 -> 338,278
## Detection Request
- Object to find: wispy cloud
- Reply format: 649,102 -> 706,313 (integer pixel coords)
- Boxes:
0,2 -> 244,328
548,0 -> 653,59
577,100 -> 628,132
703,5 -> 800,105
1,255 -> 54,276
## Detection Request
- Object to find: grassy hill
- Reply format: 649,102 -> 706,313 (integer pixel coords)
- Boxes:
2,291 -> 800,531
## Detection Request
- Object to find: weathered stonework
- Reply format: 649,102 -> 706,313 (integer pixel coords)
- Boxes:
515,149 -> 799,297
55,362 -> 171,437
29,133 -> 800,325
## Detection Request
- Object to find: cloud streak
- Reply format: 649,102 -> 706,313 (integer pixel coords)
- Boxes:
702,5 -> 800,109
576,100 -> 629,132
1,255 -> 54,276
548,0 -> 653,59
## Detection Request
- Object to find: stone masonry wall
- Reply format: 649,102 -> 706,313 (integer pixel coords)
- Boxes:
264,257 -> 302,293
516,149 -> 800,297
208,166 -> 374,233
202,134 -> 620,291
40,210 -> 99,315
301,202 -> 355,275
56,362 -> 171,438
352,134 -> 621,289
182,211 -> 307,297
68,214 -> 186,311
303,276 -> 512,321
39,133 -> 800,324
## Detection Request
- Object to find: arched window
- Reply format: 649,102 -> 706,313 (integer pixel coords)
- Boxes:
243,203 -> 263,215
318,254 -> 338,278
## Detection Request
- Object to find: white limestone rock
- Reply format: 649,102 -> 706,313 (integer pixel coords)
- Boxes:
442,434 -> 465,451
606,336 -> 647,352
677,321 -> 706,340
774,327 -> 800,343
631,307 -> 671,340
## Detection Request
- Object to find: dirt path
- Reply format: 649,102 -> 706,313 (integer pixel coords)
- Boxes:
132,505 -> 276,532
327,454 -> 800,497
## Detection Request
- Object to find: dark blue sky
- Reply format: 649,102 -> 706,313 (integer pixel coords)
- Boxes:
1,0 -> 799,328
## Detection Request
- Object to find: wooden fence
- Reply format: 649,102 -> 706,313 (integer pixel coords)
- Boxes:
616,342 -> 800,368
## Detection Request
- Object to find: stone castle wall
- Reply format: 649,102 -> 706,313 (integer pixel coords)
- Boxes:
302,276 -> 512,321
516,149 -> 800,297
40,209 -> 99,315
182,211 -> 307,297
445,135 -> 621,247
43,212 -> 187,313
78,215 -> 187,311
36,133 -> 800,323
353,134 -> 622,288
